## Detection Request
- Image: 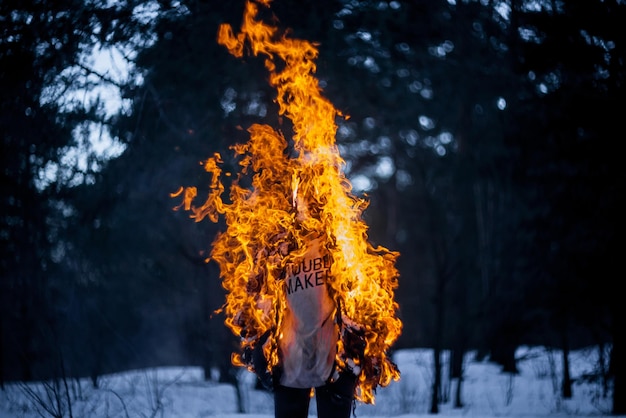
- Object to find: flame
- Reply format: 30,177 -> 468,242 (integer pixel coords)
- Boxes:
173,0 -> 401,404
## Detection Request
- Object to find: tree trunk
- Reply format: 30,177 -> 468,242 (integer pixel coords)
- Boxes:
611,307 -> 626,414
597,342 -> 608,398
561,329 -> 572,399
430,348 -> 441,414
454,374 -> 463,409
430,273 -> 446,414
450,348 -> 464,408
234,371 -> 245,414
490,328 -> 518,374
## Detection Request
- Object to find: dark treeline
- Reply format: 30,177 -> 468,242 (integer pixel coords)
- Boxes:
1,0 -> 624,414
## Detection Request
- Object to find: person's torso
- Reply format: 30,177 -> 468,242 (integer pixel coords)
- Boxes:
278,238 -> 337,388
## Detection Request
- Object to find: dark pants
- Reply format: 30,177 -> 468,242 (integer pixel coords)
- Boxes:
274,372 -> 357,418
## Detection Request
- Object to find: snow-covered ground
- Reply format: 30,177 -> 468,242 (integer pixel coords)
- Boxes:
0,346 -> 616,417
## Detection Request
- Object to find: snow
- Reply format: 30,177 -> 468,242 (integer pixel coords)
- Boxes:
0,346 -> 617,417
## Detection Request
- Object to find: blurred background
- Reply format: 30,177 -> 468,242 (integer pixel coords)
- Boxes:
1,0 -> 624,413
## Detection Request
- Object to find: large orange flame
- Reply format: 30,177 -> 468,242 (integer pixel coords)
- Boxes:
172,0 -> 401,404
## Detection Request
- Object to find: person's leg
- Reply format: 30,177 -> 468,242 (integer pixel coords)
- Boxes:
274,385 -> 311,418
315,372 -> 357,418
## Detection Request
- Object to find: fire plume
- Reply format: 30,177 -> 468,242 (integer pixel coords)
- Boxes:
173,0 -> 402,404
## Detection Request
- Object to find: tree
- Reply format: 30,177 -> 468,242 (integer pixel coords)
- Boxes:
0,0 -> 103,383
508,0 -> 626,412
0,0 -> 162,383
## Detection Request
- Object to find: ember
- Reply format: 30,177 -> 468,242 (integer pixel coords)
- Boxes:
172,0 -> 402,404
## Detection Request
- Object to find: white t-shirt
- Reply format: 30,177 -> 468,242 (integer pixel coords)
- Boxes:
278,238 -> 338,388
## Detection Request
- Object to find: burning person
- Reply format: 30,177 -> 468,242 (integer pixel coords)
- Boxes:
266,232 -> 358,416
247,180 -> 363,418
172,0 -> 402,416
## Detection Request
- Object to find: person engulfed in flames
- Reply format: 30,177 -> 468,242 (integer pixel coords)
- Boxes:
173,1 -> 402,417
241,173 -> 374,418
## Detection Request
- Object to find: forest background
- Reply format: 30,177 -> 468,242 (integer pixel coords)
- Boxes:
1,0 -> 624,415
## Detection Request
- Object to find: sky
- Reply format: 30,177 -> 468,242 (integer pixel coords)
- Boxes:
0,346 -> 618,418
36,43 -> 132,189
